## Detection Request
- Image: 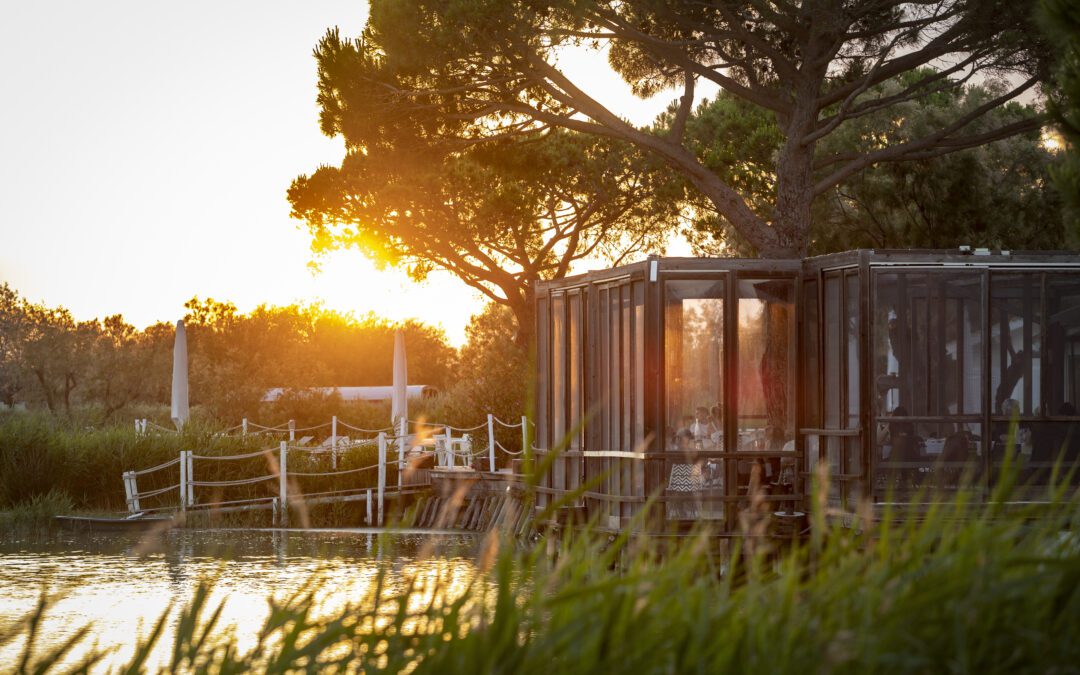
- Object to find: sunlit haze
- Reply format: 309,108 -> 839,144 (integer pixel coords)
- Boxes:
0,2 -> 693,346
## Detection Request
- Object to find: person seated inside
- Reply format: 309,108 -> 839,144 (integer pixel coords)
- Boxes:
692,406 -> 720,449
991,399 -> 1027,465
710,405 -> 723,445
884,406 -> 918,462
674,415 -> 695,451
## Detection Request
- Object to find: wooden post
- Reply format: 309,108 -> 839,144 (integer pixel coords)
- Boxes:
179,451 -> 187,512
279,441 -> 288,527
377,432 -> 387,526
134,419 -> 139,434
288,419 -> 295,442
122,471 -> 132,512
185,450 -> 194,506
521,416 -> 528,457
272,497 -> 279,527
331,415 -> 338,470
123,471 -> 139,513
242,418 -> 248,436
444,426 -> 452,469
487,414 -> 496,472
399,412 -> 406,486
366,488 -> 373,525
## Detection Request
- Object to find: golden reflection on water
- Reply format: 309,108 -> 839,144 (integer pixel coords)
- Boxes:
0,529 -> 479,672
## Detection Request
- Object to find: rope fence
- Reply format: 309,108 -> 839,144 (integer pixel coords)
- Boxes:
125,412 -> 536,523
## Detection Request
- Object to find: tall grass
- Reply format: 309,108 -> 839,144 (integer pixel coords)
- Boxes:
0,411 -> 401,520
9,471 -> 1080,674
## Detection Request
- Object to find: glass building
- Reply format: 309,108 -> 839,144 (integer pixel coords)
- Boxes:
532,250 -> 1080,533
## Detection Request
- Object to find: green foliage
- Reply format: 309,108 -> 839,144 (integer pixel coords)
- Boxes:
317,1 -> 1049,257
673,80 -> 1069,255
1040,0 -> 1080,222
11,480 -> 1080,673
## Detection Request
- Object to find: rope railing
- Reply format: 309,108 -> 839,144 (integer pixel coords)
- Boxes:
191,448 -> 276,461
133,483 -> 181,500
290,422 -> 333,432
190,475 -> 277,488
246,421 -> 290,431
337,421 -> 393,434
125,412 -> 536,522
287,464 -> 378,478
494,440 -> 526,456
131,456 -> 182,476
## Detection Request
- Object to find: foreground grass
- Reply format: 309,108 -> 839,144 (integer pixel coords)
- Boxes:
6,477 -> 1080,674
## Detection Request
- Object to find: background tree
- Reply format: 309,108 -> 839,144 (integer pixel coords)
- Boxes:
313,0 -> 1048,260
671,78 -> 1070,254
0,284 -> 27,407
290,126 -> 671,341
1040,0 -> 1080,219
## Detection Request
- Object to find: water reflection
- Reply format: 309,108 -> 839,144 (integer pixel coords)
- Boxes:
0,528 -> 479,672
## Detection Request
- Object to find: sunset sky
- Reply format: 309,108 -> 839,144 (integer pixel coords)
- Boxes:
0,1 -> 692,345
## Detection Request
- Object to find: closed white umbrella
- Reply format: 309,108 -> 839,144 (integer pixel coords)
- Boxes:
390,329 -> 408,426
171,319 -> 189,430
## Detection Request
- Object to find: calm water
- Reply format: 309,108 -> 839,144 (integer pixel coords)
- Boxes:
0,527 -> 480,672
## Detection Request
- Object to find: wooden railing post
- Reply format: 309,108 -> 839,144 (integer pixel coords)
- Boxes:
179,451 -> 188,513
242,417 -> 248,436
487,414 -> 496,472
377,432 -> 387,526
288,420 -> 295,442
397,417 -> 407,489
279,441 -> 288,527
521,416 -> 529,456
331,415 -> 338,470
366,488 -> 373,525
184,449 -> 195,507
123,471 -> 140,513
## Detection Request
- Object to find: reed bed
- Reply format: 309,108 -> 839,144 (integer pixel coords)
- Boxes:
0,411 -> 397,518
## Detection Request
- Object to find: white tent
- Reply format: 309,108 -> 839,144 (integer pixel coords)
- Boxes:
171,319 -> 189,430
391,329 -> 408,426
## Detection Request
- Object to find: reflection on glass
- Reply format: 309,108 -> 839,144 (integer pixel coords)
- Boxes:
991,274 -> 1041,416
1045,274 -> 1080,418
665,280 -> 724,452
874,272 -> 983,418
736,279 -> 795,455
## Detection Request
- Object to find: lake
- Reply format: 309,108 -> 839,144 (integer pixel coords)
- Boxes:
0,527 -> 480,672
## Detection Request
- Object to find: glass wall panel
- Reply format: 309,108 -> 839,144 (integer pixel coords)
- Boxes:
551,295 -> 566,446
802,279 -> 820,430
991,274 -> 1041,417
845,272 -> 860,431
633,282 -> 646,449
737,278 -> 795,453
536,296 -> 549,449
664,280 -> 724,451
598,287 -> 609,452
568,292 -> 583,451
824,274 -> 842,428
873,271 -> 984,498
609,289 -> 621,451
622,287 -> 632,450
1045,274 -> 1080,417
